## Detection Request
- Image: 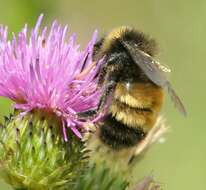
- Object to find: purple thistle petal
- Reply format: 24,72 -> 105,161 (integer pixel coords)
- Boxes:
0,15 -> 103,139
62,120 -> 68,142
70,126 -> 82,139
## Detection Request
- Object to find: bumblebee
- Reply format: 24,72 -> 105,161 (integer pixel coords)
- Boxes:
79,26 -> 186,150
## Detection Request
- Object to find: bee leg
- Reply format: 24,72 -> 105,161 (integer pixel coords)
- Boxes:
77,80 -> 117,120
77,110 -> 98,119
78,59 -> 120,120
95,58 -> 123,112
96,80 -> 117,112
97,64 -> 107,86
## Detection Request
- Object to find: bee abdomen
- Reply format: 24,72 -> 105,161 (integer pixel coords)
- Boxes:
111,99 -> 154,128
99,114 -> 146,150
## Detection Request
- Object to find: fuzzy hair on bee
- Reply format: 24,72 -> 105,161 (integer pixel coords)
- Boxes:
78,26 -> 186,151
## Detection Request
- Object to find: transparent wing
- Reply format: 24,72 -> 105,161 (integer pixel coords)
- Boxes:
166,82 -> 187,116
122,40 -> 167,86
122,40 -> 187,116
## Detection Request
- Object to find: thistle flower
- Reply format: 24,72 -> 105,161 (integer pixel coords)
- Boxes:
0,14 -> 166,190
0,15 -> 102,190
0,14 -> 102,139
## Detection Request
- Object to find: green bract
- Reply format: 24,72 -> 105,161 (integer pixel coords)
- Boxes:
0,110 -> 87,190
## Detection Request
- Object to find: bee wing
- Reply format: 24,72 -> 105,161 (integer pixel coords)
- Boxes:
121,41 -> 187,116
121,41 -> 167,86
166,82 -> 187,116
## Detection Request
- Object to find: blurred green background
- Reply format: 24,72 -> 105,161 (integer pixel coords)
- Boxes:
0,0 -> 204,189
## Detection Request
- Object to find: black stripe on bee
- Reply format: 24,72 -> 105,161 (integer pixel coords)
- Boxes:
99,114 -> 146,150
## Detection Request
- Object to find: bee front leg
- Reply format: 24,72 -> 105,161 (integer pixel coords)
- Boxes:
77,109 -> 98,120
77,59 -> 121,120
96,80 -> 117,112
77,80 -> 117,120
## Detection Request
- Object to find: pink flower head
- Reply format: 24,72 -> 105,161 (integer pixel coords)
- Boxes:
0,15 -> 103,140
